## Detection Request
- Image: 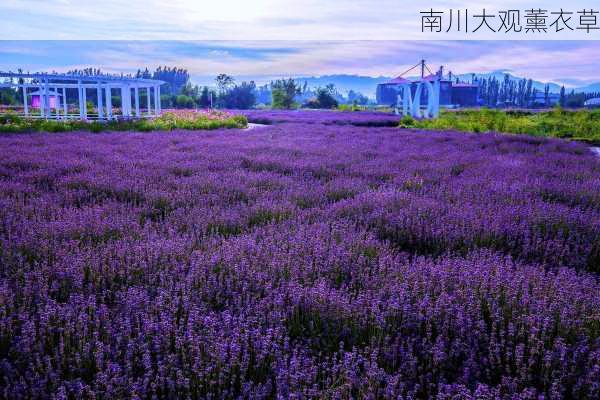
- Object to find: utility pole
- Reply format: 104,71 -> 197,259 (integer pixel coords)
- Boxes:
421,59 -> 425,79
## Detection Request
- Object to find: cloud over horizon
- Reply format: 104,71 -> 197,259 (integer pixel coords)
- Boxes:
1,40 -> 600,89
1,1 -> 599,40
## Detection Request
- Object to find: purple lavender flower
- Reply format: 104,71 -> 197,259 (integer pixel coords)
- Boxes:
0,112 -> 598,399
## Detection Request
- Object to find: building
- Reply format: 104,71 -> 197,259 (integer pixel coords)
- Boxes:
376,64 -> 479,108
30,89 -> 61,109
376,73 -> 454,107
584,98 -> 600,108
451,83 -> 479,107
376,76 -> 411,105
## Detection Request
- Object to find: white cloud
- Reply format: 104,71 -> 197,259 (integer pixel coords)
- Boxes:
208,50 -> 230,57
1,0 -> 598,39
2,40 -> 599,87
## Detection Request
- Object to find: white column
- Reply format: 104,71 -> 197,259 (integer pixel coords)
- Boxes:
120,86 -> 125,117
153,86 -> 159,116
134,86 -> 140,117
22,86 -> 28,116
129,87 -> 133,116
44,79 -> 50,119
82,87 -> 87,120
62,87 -> 67,118
78,80 -> 84,119
39,85 -> 45,118
105,87 -> 112,120
147,87 -> 152,116
125,86 -> 130,117
123,85 -> 131,117
122,85 -> 131,118
97,83 -> 103,120
156,85 -> 161,114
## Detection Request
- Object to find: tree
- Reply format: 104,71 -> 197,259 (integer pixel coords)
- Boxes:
564,90 -> 591,108
271,79 -> 300,109
181,82 -> 198,98
255,84 -> 272,105
152,66 -> 190,96
525,79 -> 533,107
214,74 -> 235,108
136,68 -> 152,79
303,84 -> 339,109
215,74 -> 235,95
176,94 -> 195,108
0,87 -> 18,106
316,85 -> 338,109
161,95 -> 174,109
67,67 -> 103,77
517,79 -> 526,107
221,81 -> 256,109
559,86 -> 566,107
198,86 -> 213,108
347,90 -> 368,105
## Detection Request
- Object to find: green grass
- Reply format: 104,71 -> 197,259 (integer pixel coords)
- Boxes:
401,108 -> 600,144
0,112 -> 248,133
337,104 -> 368,112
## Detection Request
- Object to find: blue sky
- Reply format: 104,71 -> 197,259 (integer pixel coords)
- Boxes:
1,41 -> 600,88
1,1 -> 600,87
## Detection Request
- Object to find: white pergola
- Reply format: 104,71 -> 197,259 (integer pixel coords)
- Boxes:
0,72 -> 164,120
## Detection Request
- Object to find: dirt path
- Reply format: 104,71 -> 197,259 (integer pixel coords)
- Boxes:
245,123 -> 269,130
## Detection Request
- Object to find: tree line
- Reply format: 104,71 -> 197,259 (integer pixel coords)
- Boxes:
2,66 -> 598,109
159,72 -> 368,110
474,74 -> 598,108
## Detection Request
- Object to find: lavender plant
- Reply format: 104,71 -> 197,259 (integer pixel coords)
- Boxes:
239,109 -> 401,127
0,113 -> 599,399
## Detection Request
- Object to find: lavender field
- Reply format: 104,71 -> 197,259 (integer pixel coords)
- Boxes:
239,109 -> 401,127
1,115 -> 599,399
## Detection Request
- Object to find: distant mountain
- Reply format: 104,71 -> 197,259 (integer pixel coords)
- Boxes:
293,71 -> 572,98
573,83 -> 600,94
193,71 -> 600,99
294,75 -> 390,98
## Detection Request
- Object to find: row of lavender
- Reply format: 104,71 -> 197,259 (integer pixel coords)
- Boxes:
1,121 -> 599,398
239,109 -> 402,126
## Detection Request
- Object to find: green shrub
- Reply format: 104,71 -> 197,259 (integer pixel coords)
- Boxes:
39,121 -> 71,133
0,112 -> 23,124
89,121 -> 104,133
399,115 -> 415,128
404,108 -> 600,143
0,111 -> 248,134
